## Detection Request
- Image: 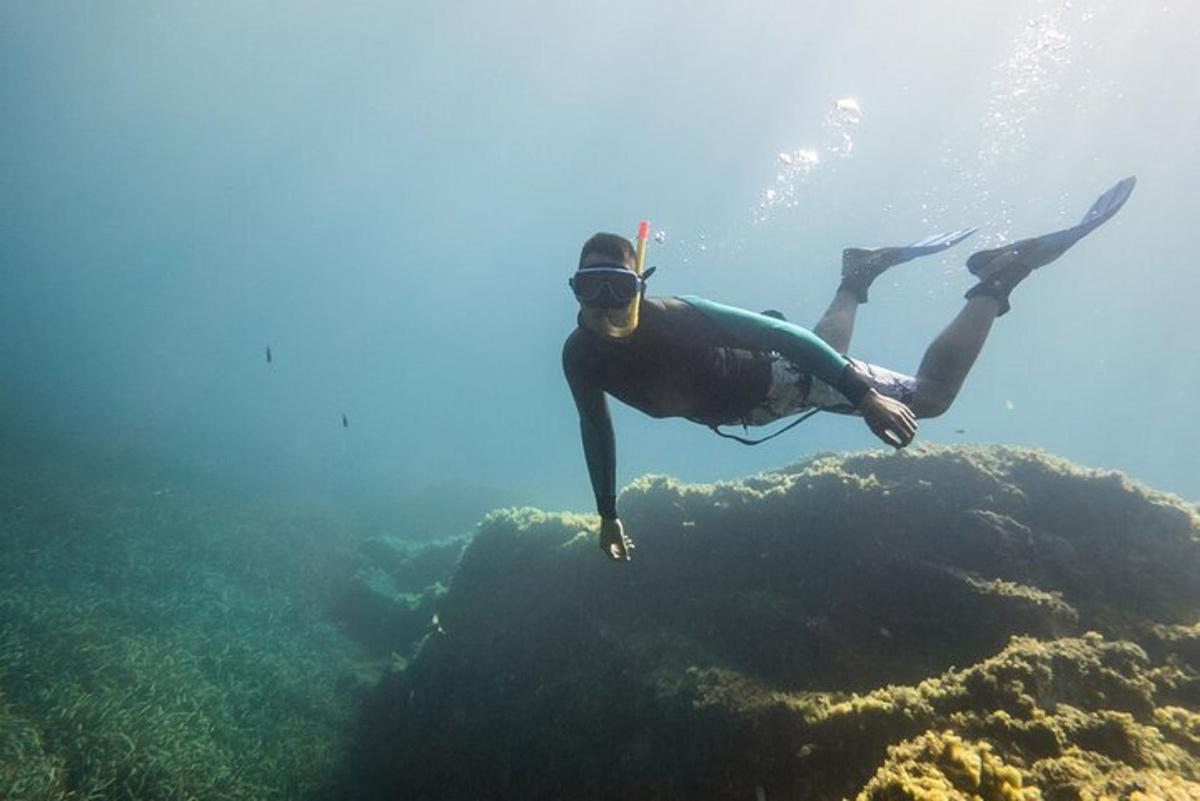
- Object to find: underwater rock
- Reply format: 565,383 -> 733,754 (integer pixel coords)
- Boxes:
357,533 -> 469,594
328,566 -> 444,656
345,445 -> 1200,800
855,729 -> 1038,800
329,535 -> 466,655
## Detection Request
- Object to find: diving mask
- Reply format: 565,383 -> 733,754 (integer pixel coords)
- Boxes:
569,266 -> 645,308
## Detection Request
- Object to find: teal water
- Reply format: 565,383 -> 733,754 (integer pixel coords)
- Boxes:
2,0 -> 1197,512
3,5 -> 1200,799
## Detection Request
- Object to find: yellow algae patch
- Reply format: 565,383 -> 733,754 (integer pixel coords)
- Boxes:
856,729 -> 1040,801
1156,705 -> 1200,750
1029,748 -> 1200,800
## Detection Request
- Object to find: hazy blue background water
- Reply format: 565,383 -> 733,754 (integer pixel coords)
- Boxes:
2,0 -> 1197,520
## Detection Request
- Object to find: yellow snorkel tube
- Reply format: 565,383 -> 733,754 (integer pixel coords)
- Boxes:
599,220 -> 651,338
634,219 -> 650,274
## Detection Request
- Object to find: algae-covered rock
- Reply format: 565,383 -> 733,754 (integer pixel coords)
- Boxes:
329,534 -> 466,655
345,445 -> 1200,800
357,534 -> 469,593
856,729 -> 1039,800
329,566 -> 445,656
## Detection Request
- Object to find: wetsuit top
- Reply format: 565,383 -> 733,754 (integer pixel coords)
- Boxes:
562,295 -> 869,519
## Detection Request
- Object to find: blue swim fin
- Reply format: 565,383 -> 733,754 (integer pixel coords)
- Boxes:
967,176 -> 1136,277
965,176 -> 1137,314
840,226 -> 978,302
890,227 -> 981,260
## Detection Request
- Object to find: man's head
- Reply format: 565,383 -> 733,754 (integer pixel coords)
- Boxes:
578,232 -> 637,272
572,232 -> 643,339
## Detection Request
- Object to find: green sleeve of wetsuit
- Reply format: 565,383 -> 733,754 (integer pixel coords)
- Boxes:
678,295 -> 850,385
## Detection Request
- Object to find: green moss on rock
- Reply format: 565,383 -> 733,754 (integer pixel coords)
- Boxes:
855,729 -> 1039,801
348,445 -> 1200,800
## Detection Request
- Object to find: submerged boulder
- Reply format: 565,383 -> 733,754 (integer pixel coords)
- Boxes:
344,445 -> 1200,800
329,534 -> 467,656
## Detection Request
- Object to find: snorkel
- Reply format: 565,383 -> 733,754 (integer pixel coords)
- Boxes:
635,219 -> 650,273
590,220 -> 650,339
625,219 -> 651,333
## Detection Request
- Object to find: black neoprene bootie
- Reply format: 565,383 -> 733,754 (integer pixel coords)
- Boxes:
963,262 -> 1033,316
962,176 -> 1138,317
838,228 -> 978,303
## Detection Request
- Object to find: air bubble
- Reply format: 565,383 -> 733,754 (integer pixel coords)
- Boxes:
831,97 -> 863,125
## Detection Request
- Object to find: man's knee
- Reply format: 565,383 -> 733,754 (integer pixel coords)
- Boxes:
911,384 -> 955,419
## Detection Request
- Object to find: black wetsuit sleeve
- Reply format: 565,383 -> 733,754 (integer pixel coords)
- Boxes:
563,339 -> 618,519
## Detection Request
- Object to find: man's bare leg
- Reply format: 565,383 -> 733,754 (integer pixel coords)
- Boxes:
811,288 -> 860,353
822,177 -> 1134,421
909,176 -> 1135,419
816,228 -> 980,351
911,296 -> 1001,418
816,230 -> 976,353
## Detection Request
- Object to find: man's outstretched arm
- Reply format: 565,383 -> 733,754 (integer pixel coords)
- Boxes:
679,295 -> 917,447
563,342 -> 634,559
572,383 -> 617,519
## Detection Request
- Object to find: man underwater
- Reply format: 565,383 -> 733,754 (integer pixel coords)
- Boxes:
563,177 -> 1136,561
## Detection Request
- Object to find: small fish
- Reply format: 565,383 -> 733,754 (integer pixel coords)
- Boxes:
265,346 -> 272,364
955,428 -> 966,434
341,413 -> 349,428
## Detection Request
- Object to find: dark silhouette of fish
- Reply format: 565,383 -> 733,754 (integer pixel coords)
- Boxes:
955,428 -> 966,434
266,346 -> 272,364
342,413 -> 349,428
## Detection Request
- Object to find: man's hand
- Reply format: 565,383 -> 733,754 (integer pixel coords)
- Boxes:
859,389 -> 918,449
599,517 -> 634,561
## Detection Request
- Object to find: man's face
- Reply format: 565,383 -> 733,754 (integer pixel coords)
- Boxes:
576,250 -> 640,339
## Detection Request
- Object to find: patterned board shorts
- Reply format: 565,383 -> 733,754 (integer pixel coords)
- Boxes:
743,352 -> 917,425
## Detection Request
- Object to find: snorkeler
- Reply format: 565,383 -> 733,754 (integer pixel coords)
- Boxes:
563,177 -> 1136,561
